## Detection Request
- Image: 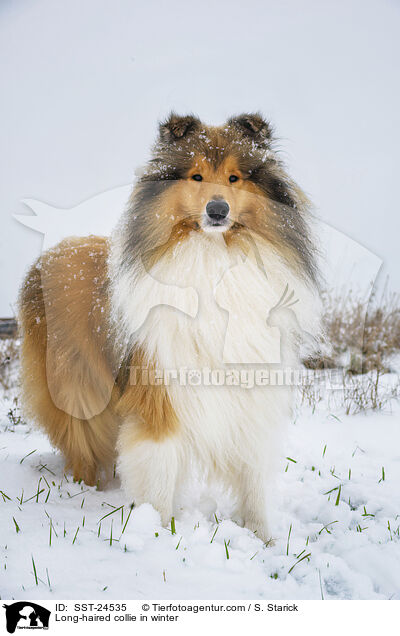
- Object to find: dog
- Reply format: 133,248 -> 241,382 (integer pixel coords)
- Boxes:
18,113 -> 320,543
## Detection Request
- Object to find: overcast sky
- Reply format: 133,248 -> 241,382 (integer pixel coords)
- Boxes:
1,0 -> 399,316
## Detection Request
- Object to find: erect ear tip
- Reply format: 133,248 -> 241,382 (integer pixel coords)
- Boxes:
159,112 -> 201,141
228,113 -> 273,141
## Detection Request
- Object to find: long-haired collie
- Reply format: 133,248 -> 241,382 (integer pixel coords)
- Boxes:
18,113 -> 320,543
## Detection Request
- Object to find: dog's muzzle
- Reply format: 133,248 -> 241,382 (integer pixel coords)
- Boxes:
204,199 -> 230,229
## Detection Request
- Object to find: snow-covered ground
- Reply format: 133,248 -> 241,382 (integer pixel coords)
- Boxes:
1,347 -> 399,600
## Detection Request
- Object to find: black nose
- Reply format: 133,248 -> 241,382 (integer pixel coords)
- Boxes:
206,199 -> 230,222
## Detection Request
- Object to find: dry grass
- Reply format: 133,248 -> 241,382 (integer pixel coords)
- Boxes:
304,287 -> 400,374
300,368 -> 400,415
301,285 -> 400,413
0,338 -> 19,391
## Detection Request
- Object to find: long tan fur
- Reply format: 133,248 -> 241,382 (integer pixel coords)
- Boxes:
18,236 -> 119,485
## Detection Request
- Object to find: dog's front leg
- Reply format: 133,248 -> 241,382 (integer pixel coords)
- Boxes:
117,418 -> 180,526
236,463 -> 274,544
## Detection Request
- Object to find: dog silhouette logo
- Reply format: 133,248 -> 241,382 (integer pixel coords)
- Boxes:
3,602 -> 50,633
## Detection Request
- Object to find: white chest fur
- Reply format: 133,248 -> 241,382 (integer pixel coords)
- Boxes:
111,232 -> 316,467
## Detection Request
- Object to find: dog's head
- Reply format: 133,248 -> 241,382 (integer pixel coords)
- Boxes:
123,113 -> 317,285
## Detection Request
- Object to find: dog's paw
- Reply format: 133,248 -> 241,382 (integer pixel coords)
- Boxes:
231,513 -> 245,528
127,496 -> 172,529
245,518 -> 274,546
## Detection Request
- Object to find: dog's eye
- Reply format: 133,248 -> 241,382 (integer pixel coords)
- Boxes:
192,174 -> 203,181
229,175 -> 239,183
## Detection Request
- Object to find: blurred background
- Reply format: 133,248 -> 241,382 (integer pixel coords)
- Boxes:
1,0 -> 399,316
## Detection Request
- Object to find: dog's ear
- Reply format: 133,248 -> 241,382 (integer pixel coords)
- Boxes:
159,113 -> 201,142
227,113 -> 272,145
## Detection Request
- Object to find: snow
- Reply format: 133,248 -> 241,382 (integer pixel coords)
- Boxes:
1,354 -> 399,600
